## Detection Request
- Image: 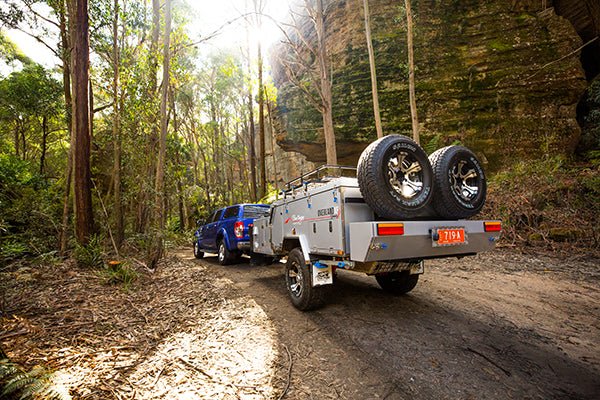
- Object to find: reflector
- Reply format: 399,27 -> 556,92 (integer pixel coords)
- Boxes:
377,223 -> 404,236
484,222 -> 502,232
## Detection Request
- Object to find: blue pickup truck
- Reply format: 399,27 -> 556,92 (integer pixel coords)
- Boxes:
193,203 -> 270,265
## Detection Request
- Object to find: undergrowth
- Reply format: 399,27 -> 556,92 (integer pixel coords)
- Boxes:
101,260 -> 139,290
482,155 -> 599,255
0,358 -> 71,400
72,235 -> 105,268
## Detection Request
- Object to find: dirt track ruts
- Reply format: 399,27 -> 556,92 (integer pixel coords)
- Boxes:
182,248 -> 600,400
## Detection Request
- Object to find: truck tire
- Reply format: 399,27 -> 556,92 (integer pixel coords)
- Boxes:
217,240 -> 235,265
285,248 -> 327,311
193,241 -> 204,259
375,271 -> 419,295
357,134 -> 433,219
429,145 -> 486,219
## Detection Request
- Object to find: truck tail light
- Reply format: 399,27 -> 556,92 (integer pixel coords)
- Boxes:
234,221 -> 244,238
377,223 -> 404,236
484,221 -> 502,232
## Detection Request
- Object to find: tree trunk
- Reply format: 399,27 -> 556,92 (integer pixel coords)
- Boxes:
59,2 -> 73,255
14,124 -> 19,158
315,0 -> 337,166
266,99 -> 279,188
258,43 -> 266,198
20,127 -> 26,160
245,3 -> 258,201
136,0 -> 161,234
70,0 -> 94,245
149,0 -> 171,268
246,72 -> 257,202
171,85 -> 185,231
362,0 -> 383,139
112,0 -> 123,248
200,146 -> 211,211
40,115 -> 48,175
405,0 -> 419,144
210,101 -> 221,197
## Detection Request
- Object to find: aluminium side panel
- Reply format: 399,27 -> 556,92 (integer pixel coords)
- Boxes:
252,216 -> 275,255
340,186 -> 374,254
269,180 -> 362,257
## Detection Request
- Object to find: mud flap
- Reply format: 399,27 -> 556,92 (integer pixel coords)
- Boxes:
312,261 -> 334,286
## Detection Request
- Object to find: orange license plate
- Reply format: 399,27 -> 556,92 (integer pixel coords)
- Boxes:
435,228 -> 466,246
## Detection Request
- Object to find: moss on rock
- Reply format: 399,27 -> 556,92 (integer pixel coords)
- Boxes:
271,0 -> 587,170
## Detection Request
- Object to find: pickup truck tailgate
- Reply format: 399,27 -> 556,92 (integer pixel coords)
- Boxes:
349,220 -> 501,262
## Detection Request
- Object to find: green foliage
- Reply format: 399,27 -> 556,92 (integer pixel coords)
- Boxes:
581,170 -> 600,196
488,40 -> 512,52
0,240 -> 27,262
0,63 -> 61,111
101,261 -> 138,290
423,133 -> 443,155
0,358 -> 71,400
0,154 -> 61,266
580,78 -> 600,156
422,132 -> 461,155
73,235 -> 105,268
0,31 -> 31,66
486,156 -> 599,247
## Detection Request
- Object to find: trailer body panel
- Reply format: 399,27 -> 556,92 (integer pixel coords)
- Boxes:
348,220 -> 500,262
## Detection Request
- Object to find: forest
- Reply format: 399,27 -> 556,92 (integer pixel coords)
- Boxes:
0,0 -> 599,399
0,0 -> 280,266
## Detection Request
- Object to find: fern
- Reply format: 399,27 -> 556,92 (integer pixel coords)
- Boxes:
0,358 -> 71,400
0,359 -> 18,381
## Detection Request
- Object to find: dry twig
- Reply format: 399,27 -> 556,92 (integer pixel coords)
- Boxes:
277,344 -> 293,400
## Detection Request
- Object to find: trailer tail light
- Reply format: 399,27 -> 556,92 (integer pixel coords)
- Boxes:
484,221 -> 502,232
234,221 -> 244,238
377,223 -> 404,236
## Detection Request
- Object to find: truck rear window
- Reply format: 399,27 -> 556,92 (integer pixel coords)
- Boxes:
223,206 -> 240,219
243,205 -> 269,218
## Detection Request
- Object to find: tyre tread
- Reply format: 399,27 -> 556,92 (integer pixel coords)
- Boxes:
428,145 -> 486,219
286,248 -> 327,311
357,135 -> 433,219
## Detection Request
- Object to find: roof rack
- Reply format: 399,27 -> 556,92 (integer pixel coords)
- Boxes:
281,165 -> 357,197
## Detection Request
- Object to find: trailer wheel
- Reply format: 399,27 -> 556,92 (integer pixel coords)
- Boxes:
375,271 -> 419,295
357,134 -> 433,219
285,248 -> 327,311
429,145 -> 487,219
193,241 -> 204,259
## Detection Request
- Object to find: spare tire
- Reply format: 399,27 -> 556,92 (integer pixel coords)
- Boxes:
357,135 -> 433,219
429,145 -> 487,219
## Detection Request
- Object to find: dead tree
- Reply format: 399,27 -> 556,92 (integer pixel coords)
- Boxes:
362,0 -> 383,138
405,0 -> 419,144
279,0 -> 337,165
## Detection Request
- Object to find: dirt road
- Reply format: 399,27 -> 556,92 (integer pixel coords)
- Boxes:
182,248 -> 600,400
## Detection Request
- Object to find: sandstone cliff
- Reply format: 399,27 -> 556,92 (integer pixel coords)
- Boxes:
270,0 -> 594,171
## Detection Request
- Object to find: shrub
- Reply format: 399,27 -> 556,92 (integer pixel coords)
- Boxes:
73,235 -> 105,268
102,260 -> 138,290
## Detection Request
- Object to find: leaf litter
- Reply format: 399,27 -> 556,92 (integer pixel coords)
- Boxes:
0,252 -> 279,399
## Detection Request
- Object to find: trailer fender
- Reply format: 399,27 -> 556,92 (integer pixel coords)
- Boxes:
299,234 -> 311,265
281,235 -> 311,265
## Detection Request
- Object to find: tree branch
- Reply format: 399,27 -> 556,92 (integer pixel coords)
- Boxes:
14,27 -> 60,58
